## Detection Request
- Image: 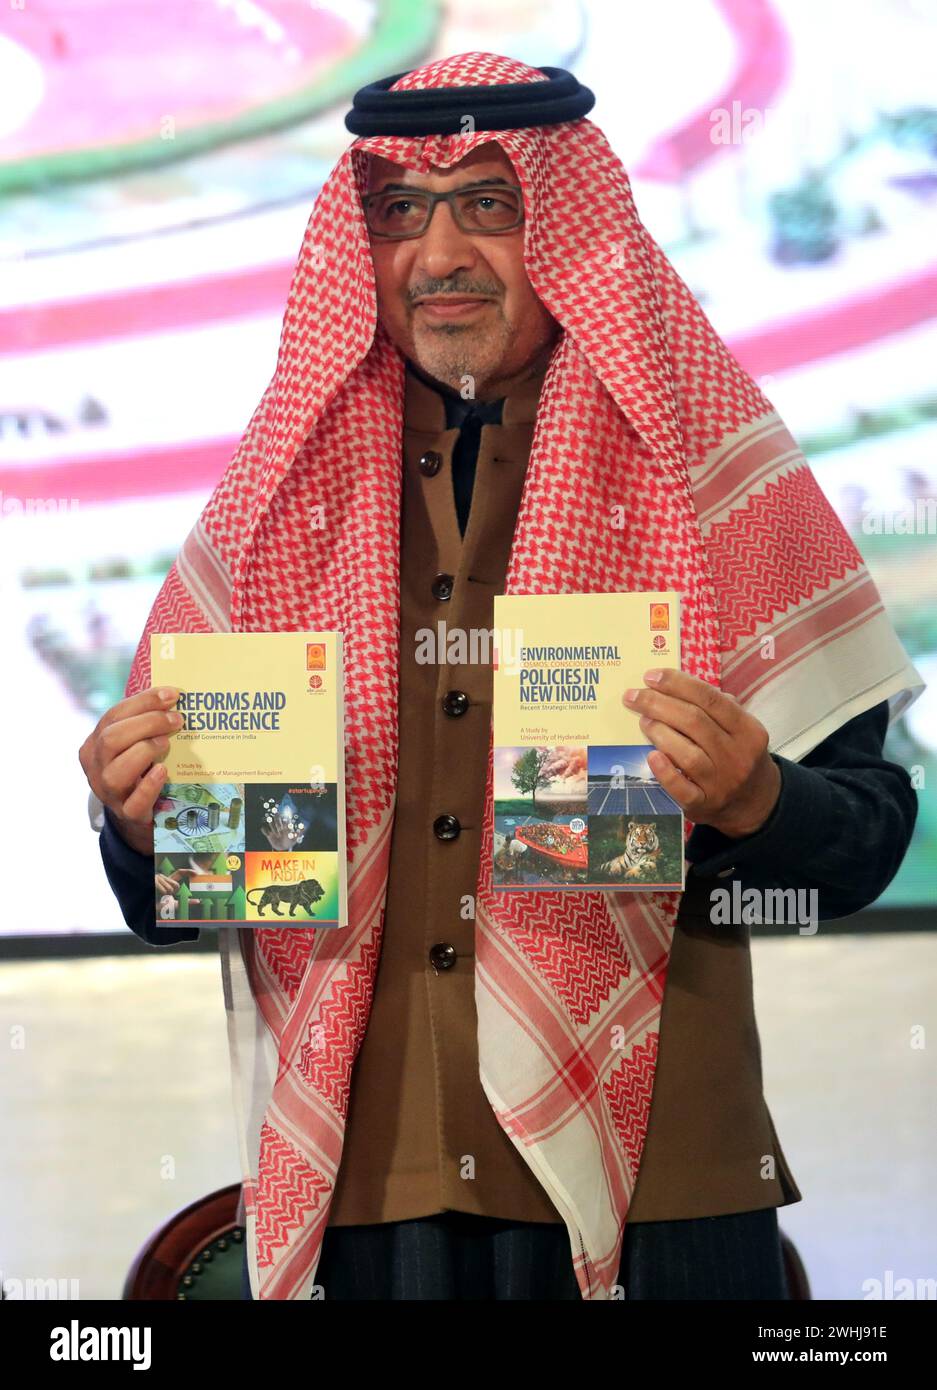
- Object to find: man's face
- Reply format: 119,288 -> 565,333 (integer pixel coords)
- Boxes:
364,142 -> 558,399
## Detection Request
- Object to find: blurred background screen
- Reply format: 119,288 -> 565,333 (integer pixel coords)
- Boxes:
1,0 -> 934,933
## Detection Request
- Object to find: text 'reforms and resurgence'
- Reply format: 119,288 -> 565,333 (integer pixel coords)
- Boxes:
176,690 -> 287,731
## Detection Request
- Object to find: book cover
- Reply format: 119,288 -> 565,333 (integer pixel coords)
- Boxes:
149,632 -> 347,929
492,592 -> 684,892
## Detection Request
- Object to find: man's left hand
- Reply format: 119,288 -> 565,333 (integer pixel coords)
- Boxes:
622,669 -> 781,838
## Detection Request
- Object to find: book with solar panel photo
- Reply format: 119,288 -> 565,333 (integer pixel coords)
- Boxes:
149,631 -> 347,928
491,593 -> 684,892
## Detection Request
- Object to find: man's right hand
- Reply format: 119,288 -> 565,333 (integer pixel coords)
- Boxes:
79,685 -> 183,856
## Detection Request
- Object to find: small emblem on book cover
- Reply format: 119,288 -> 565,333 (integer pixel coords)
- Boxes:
649,603 -> 670,630
306,642 -> 326,670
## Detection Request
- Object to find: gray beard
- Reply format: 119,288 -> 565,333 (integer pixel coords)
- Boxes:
410,320 -> 511,395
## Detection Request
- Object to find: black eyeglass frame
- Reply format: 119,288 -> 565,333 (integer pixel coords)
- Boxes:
362,181 -> 525,240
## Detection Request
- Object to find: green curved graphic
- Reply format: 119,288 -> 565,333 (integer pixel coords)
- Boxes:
1,0 -> 440,196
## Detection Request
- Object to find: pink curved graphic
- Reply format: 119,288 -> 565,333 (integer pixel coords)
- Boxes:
634,0 -> 792,181
3,0 -> 354,161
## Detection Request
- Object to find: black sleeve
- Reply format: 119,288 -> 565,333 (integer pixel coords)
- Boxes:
686,700 -> 918,919
99,805 -> 200,946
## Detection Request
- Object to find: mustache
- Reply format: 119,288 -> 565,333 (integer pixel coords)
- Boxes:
407,279 -> 501,303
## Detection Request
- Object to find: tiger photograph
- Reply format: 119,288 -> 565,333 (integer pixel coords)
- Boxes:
589,813 -> 683,887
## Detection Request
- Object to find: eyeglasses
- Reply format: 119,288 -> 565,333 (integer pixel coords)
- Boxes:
362,182 -> 524,240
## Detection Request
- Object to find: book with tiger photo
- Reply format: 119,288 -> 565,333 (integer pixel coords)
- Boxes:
149,631 -> 347,928
491,592 -> 684,892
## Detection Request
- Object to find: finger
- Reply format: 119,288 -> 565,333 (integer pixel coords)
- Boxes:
639,670 -> 742,736
641,718 -> 715,787
115,762 -> 169,823
79,685 -> 174,782
100,734 -> 173,805
628,689 -> 728,761
97,683 -> 181,734
647,749 -> 706,816
97,704 -> 184,769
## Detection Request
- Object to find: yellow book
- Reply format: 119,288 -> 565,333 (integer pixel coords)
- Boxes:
492,593 -> 684,892
149,632 -> 346,928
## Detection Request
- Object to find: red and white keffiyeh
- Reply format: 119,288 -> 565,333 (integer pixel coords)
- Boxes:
104,53 -> 922,1298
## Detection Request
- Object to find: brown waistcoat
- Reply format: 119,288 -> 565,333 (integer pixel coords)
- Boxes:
327,363 -> 802,1226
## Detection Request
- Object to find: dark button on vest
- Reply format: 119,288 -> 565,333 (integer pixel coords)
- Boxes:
428,942 -> 457,972
441,690 -> 470,717
433,813 -> 461,840
419,449 -> 443,476
431,572 -> 454,601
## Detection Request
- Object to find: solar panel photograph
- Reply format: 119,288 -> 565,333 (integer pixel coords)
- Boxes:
587,744 -> 682,816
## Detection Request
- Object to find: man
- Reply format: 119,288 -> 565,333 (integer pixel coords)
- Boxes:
80,53 -> 922,1301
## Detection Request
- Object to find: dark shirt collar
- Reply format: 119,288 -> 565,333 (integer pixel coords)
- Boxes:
404,357 -> 505,429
